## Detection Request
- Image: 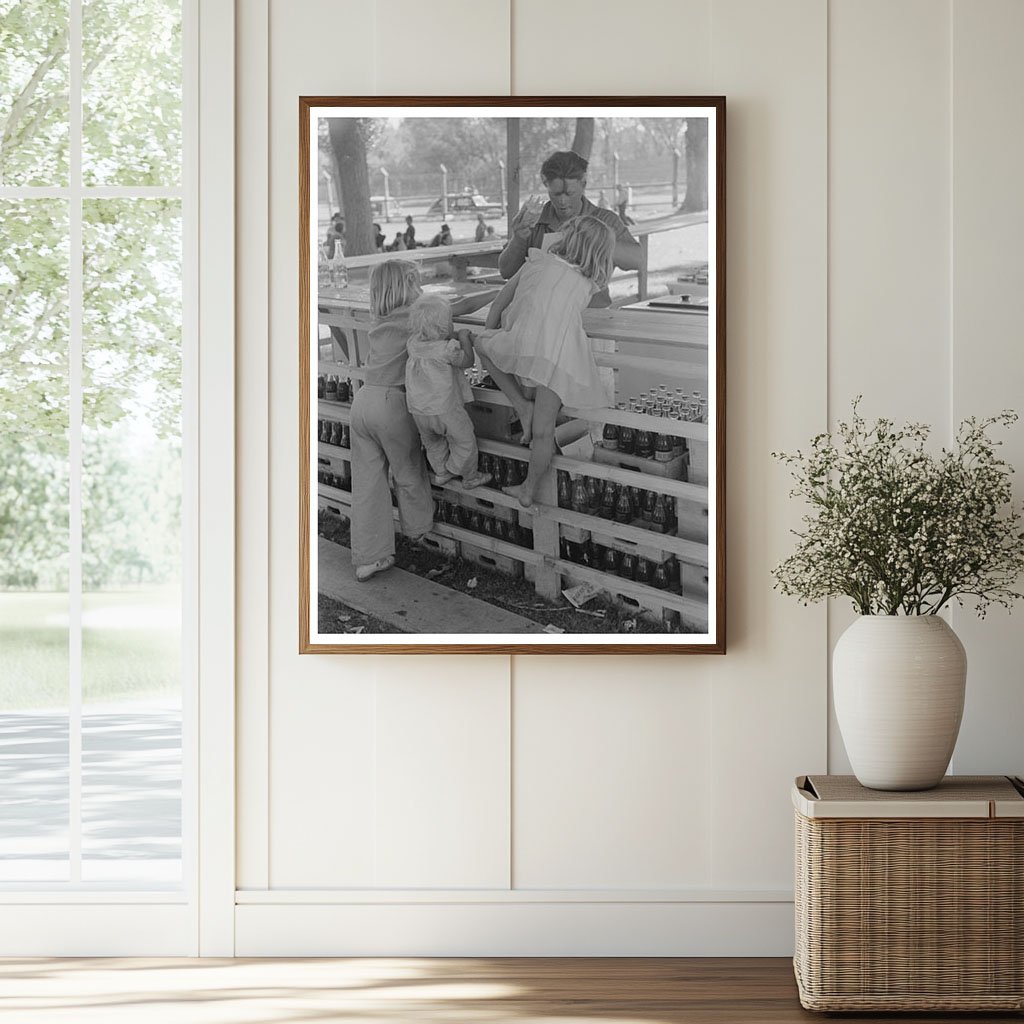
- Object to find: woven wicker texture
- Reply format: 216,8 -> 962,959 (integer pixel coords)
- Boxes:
806,774 -> 1023,804
794,804 -> 1024,1011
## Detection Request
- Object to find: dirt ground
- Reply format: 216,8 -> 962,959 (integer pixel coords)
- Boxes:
318,510 -> 681,635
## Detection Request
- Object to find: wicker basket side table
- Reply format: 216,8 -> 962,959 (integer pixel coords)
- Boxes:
793,774 -> 1024,1012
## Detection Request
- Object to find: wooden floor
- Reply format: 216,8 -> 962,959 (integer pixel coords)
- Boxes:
0,957 -> 1019,1023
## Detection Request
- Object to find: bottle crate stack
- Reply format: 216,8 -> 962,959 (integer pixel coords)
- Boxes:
314,307 -> 710,633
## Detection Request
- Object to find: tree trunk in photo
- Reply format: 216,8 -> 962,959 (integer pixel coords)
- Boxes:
679,117 -> 708,212
328,117 -> 373,256
571,117 -> 595,161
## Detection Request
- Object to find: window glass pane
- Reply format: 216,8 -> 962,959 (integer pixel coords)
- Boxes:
82,0 -> 181,187
0,199 -> 70,880
0,0 -> 70,186
81,198 -> 181,883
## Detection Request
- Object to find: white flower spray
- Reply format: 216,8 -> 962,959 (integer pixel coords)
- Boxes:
772,400 -> 1024,616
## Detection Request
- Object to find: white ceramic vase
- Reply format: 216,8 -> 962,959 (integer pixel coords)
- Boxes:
833,615 -> 967,791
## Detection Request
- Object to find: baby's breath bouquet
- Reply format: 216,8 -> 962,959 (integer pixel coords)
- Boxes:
773,401 -> 1024,617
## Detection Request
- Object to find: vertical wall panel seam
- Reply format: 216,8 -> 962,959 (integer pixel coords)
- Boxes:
824,0 -> 833,770
261,0 -> 271,888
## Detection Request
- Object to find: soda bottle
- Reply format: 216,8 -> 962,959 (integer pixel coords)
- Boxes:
601,483 -> 618,520
654,432 -> 673,462
558,471 -> 572,509
325,375 -> 338,401
338,378 -> 350,403
602,546 -> 619,575
652,494 -> 668,533
331,421 -> 343,446
620,553 -> 637,580
602,417 -> 619,450
615,487 -> 632,523
642,489 -> 656,522
652,562 -> 670,590
618,420 -> 636,455
665,555 -> 681,591
469,512 -> 482,533
636,429 -> 654,459
571,478 -> 588,514
507,522 -> 521,546
341,425 -> 350,448
581,540 -> 596,568
586,475 -> 603,511
636,558 -> 652,586
665,495 -> 677,530
317,375 -> 325,399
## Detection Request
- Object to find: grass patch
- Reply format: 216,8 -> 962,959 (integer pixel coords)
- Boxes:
0,590 -> 181,710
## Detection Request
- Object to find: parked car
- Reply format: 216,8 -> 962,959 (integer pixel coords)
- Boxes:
427,192 -> 504,217
370,195 -> 402,216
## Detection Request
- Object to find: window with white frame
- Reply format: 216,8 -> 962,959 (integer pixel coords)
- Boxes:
0,0 -> 192,888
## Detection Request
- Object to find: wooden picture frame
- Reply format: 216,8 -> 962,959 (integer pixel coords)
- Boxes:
300,97 -> 725,653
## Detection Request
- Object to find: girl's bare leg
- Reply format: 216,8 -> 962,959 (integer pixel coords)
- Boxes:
505,385 -> 561,508
476,350 -> 535,444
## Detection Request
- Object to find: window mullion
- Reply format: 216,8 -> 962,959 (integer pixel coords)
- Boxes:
68,0 -> 83,885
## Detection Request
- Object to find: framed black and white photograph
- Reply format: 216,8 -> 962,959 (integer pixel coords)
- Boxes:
300,97 -> 725,653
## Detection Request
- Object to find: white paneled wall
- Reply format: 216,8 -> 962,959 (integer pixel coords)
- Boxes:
948,0 -> 1024,775
235,0 -> 1024,954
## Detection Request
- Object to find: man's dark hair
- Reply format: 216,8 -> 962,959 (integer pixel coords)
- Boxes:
540,150 -> 589,183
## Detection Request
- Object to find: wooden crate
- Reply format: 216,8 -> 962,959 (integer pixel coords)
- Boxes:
592,442 -> 688,480
460,539 -> 525,579
688,439 -> 709,486
467,400 -> 522,441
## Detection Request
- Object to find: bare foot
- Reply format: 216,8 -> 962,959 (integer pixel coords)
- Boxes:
517,402 -> 535,445
503,482 -> 534,508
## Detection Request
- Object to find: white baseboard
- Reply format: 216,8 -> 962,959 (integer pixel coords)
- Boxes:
0,904 -> 195,956
235,895 -> 795,956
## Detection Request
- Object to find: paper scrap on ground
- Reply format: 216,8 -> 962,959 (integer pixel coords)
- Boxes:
562,582 -> 602,608
543,624 -> 565,634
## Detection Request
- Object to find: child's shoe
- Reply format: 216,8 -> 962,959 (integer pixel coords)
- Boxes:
461,471 -> 492,490
355,555 -> 395,582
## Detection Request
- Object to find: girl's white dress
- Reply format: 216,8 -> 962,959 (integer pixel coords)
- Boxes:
475,248 -> 609,409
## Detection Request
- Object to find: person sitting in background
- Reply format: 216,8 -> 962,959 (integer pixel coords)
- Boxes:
429,223 -> 453,247
485,224 -> 500,241
387,232 -> 406,252
474,213 -> 487,242
324,215 -> 345,260
372,223 -> 386,252
403,215 -> 416,249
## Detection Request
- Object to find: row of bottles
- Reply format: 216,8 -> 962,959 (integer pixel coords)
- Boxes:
318,375 -> 352,403
601,407 -> 686,462
317,466 -> 350,491
477,453 -> 527,489
318,419 -> 350,448
559,537 -> 685,593
434,498 -> 534,549
464,367 -> 499,390
557,472 -> 678,534
627,387 -> 708,423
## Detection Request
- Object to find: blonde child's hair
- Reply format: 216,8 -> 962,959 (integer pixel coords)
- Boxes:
407,293 -> 453,343
549,215 -> 615,289
369,258 -> 422,317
